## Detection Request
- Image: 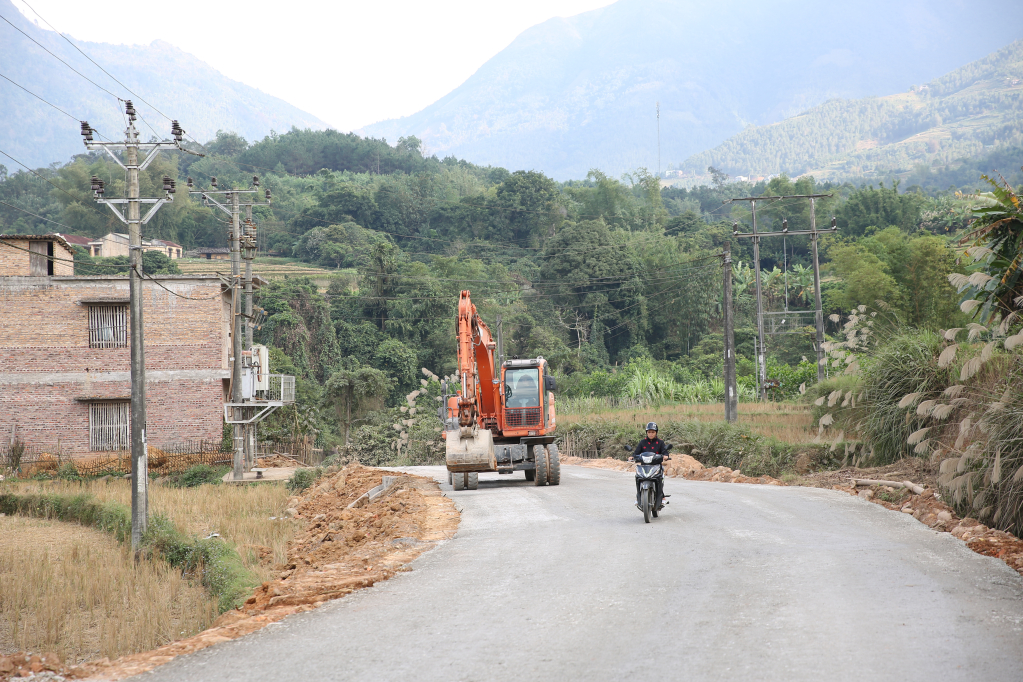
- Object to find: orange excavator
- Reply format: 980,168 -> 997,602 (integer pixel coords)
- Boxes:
440,290 -> 560,490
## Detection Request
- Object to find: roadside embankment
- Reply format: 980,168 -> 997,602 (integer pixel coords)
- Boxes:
72,463 -> 458,681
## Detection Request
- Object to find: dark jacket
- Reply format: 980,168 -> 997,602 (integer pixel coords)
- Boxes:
632,437 -> 667,458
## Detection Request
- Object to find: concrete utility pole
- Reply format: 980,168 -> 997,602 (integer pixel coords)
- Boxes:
187,177 -> 271,479
726,193 -> 837,399
82,106 -> 192,553
810,199 -> 828,382
722,242 -> 737,423
656,101 -> 661,177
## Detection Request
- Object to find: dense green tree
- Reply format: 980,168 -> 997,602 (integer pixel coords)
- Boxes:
323,364 -> 391,445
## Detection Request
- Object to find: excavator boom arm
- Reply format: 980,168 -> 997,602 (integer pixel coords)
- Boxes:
456,290 -> 497,428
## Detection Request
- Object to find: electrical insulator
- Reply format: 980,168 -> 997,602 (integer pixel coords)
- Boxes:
169,180 -> 177,194
252,175 -> 259,187
732,221 -> 738,236
80,121 -> 93,141
831,217 -> 837,231
97,179 -> 105,196
187,177 -> 194,189
265,189 -> 271,202
171,120 -> 183,142
90,175 -> 100,192
211,177 -> 218,188
782,218 -> 789,233
125,100 -> 136,120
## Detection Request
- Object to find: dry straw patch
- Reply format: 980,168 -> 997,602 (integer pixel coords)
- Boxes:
558,402 -> 816,445
0,515 -> 216,664
6,479 -> 297,589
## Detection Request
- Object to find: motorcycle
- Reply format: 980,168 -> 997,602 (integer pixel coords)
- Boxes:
625,443 -> 672,523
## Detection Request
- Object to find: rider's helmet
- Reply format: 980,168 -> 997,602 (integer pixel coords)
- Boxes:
645,422 -> 658,432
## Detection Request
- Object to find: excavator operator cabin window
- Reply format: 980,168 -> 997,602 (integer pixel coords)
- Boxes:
505,368 -> 540,408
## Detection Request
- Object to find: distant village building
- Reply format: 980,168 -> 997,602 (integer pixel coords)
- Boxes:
0,234 -> 236,455
191,247 -> 231,260
82,232 -> 184,259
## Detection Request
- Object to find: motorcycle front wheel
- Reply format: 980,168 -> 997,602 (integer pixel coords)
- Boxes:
642,487 -> 652,523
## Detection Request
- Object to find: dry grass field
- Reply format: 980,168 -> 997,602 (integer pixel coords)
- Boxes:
15,479 -> 299,585
559,401 -> 817,445
0,478 -> 301,663
0,515 -> 215,663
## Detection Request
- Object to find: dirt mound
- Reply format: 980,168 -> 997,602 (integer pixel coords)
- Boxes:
255,454 -> 303,468
72,463 -> 459,681
0,652 -> 65,679
561,454 -> 784,485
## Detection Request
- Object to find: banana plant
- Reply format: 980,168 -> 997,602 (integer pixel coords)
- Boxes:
951,175 -> 1023,323
732,261 -> 754,296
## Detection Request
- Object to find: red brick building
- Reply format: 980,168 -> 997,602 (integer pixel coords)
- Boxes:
0,234 -> 233,454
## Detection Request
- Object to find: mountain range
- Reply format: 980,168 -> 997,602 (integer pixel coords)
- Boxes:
0,0 -> 327,168
362,0 -> 1023,180
678,39 -> 1023,183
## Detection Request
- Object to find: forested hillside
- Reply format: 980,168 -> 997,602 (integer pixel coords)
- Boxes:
680,40 -> 1023,182
0,124 -> 996,454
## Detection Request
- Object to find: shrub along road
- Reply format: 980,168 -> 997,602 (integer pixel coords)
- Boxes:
137,465 -> 1023,682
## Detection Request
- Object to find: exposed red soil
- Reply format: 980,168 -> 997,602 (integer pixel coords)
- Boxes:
44,463 -> 460,682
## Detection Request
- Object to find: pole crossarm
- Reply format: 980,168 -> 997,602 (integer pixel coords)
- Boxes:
734,228 -> 836,238
724,192 -> 839,397
723,193 -> 834,203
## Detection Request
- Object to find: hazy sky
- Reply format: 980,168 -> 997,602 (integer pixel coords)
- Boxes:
11,0 -> 614,132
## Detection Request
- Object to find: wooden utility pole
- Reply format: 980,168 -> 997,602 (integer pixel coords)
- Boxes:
82,107 -> 190,553
722,242 -> 737,423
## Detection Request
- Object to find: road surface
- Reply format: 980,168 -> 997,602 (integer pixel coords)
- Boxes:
139,465 -> 1023,681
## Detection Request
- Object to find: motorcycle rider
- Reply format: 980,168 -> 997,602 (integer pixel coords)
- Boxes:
630,422 -> 670,508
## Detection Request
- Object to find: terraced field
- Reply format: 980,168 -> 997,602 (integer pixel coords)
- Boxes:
175,259 -> 353,291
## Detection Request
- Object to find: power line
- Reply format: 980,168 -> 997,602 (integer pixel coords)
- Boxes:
0,147 -> 82,203
0,70 -> 77,121
0,11 -> 123,102
0,199 -> 78,231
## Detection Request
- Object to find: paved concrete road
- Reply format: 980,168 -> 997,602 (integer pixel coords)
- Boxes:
140,466 -> 1023,682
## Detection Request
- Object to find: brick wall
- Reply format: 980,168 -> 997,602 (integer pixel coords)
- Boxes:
0,377 -> 225,452
0,275 -> 233,453
0,238 -> 74,276
0,277 -> 227,371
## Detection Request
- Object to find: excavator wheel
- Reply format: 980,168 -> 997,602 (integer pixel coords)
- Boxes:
533,446 -> 549,486
452,472 -> 465,491
524,469 -> 535,481
467,472 -> 479,490
546,443 -> 561,486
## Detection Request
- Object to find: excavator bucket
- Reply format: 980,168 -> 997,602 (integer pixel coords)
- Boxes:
446,428 -> 496,472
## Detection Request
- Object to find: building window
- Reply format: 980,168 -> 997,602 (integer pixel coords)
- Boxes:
88,304 -> 128,348
89,402 -> 129,451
